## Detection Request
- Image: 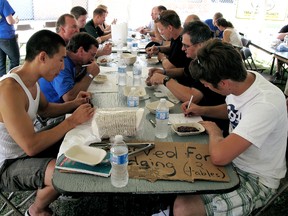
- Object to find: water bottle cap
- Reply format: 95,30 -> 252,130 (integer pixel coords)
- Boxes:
131,87 -> 136,91
114,135 -> 123,143
160,98 -> 166,102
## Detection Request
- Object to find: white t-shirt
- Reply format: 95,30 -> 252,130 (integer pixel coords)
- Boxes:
227,71 -> 287,189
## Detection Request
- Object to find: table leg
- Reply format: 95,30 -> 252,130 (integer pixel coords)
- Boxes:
270,56 -> 275,75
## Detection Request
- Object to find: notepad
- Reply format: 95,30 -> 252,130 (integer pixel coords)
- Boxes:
169,114 -> 203,124
55,154 -> 111,177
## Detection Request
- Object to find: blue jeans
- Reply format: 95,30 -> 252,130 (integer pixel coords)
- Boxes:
0,37 -> 20,76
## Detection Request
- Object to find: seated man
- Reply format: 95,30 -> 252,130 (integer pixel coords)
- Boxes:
85,7 -> 111,44
57,12 -> 111,57
0,29 -> 95,216
39,32 -> 100,103
145,10 -> 190,70
70,6 -> 88,32
174,39 -> 287,216
204,12 -> 223,38
56,13 -> 79,44
146,21 -> 229,134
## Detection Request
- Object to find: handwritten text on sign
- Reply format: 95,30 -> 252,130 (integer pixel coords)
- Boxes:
128,142 -> 229,183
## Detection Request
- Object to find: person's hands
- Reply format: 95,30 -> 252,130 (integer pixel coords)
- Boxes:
145,45 -> 159,57
73,91 -> 93,107
111,18 -> 117,25
181,101 -> 203,117
148,73 -> 166,85
101,43 -> 112,55
86,62 -> 100,77
200,121 -> 222,137
14,16 -> 19,24
68,104 -> 95,127
148,68 -> 164,77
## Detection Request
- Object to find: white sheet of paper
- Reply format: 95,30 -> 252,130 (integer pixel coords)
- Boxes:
169,113 -> 203,124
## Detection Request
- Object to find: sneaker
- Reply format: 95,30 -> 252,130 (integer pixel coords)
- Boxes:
152,207 -> 170,216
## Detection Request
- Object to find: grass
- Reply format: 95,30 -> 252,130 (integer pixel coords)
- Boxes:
0,190 -> 287,215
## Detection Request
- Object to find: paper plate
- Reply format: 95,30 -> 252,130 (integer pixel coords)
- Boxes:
64,145 -> 107,166
96,55 -> 112,65
141,56 -> 159,65
146,100 -> 175,114
93,74 -> 108,84
171,122 -> 205,136
123,86 -> 147,97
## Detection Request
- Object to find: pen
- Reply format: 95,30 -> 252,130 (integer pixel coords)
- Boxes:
82,63 -> 92,67
187,95 -> 194,109
149,119 -> 156,127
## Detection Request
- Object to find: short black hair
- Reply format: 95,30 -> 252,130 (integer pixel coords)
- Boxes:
66,32 -> 99,53
182,21 -> 212,45
25,30 -> 66,62
70,6 -> 87,20
190,39 -> 246,87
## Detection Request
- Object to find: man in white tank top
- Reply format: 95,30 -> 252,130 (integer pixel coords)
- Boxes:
0,30 -> 95,216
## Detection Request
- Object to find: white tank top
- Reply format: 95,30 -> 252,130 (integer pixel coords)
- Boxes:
0,73 -> 40,167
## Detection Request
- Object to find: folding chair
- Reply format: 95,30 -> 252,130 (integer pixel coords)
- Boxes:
252,142 -> 288,216
0,191 -> 36,216
240,47 -> 266,73
241,37 -> 251,48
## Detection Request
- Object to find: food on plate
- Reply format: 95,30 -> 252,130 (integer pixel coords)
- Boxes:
177,126 -> 199,133
100,58 -> 108,63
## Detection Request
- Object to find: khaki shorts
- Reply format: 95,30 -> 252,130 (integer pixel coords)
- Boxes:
201,167 -> 277,216
0,157 -> 53,191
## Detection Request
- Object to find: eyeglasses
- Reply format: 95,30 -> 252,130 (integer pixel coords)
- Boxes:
182,43 -> 193,49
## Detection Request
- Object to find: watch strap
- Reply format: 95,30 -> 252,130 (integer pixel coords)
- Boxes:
163,76 -> 171,86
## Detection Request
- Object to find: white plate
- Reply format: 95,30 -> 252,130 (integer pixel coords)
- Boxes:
146,100 -> 175,114
141,56 -> 159,65
93,74 -> 108,84
123,86 -> 147,97
171,122 -> 205,136
64,145 -> 107,166
96,55 -> 113,65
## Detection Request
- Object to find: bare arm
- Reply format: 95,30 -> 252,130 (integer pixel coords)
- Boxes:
6,14 -> 18,25
222,29 -> 231,44
200,121 -> 251,165
277,32 -> 288,40
148,73 -> 204,103
62,63 -> 99,102
0,83 -> 94,156
38,91 -> 92,118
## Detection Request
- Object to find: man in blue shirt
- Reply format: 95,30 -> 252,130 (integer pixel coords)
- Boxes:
204,12 -> 223,38
0,0 -> 20,76
39,32 -> 100,103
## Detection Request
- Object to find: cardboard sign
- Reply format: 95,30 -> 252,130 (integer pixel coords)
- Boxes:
128,142 -> 230,183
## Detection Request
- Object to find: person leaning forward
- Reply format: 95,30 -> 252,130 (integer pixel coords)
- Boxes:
39,32 -> 100,103
174,39 -> 287,216
0,29 -> 95,216
145,10 -> 190,70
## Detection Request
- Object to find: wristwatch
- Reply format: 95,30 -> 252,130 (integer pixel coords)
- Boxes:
86,73 -> 94,79
163,76 -> 171,86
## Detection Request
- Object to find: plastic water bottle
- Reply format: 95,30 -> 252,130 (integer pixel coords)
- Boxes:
118,59 -> 127,86
127,87 -> 139,107
131,41 -> 138,56
155,98 -> 169,139
110,135 -> 129,188
132,60 -> 142,86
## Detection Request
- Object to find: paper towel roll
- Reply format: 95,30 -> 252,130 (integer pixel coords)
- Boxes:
111,22 -> 128,45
